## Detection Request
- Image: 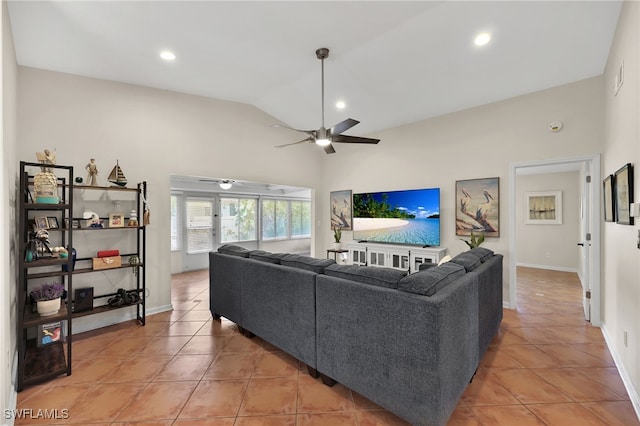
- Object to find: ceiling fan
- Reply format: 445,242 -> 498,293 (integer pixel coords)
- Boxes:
274,48 -> 380,154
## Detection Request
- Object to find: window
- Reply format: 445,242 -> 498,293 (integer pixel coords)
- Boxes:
291,200 -> 311,237
220,197 -> 257,243
170,194 -> 181,251
262,199 -> 288,240
262,199 -> 310,240
186,198 -> 213,253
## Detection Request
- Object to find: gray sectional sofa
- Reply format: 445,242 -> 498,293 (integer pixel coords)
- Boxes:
209,245 -> 503,426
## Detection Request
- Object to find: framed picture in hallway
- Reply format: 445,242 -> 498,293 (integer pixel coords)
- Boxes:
603,174 -> 615,222
455,177 -> 499,237
525,191 -> 562,225
330,190 -> 352,231
614,163 -> 634,225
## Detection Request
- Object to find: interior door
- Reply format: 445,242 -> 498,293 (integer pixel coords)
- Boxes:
578,170 -> 591,321
183,197 -> 215,271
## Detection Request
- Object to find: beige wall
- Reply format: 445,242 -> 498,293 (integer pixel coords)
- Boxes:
319,76 -> 605,303
16,67 -> 323,331
602,0 -> 640,405
515,171 -> 580,271
2,0 -> 18,419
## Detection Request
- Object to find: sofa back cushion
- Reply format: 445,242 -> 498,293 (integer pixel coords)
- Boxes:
249,250 -> 287,264
470,247 -> 494,262
324,264 -> 407,289
398,262 -> 466,296
281,254 -> 336,274
217,244 -> 252,258
450,251 -> 482,272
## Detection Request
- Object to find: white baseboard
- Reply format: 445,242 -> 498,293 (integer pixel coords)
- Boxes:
515,262 -> 577,273
601,323 -> 640,421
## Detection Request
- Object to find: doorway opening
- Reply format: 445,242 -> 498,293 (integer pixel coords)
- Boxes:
509,154 -> 601,326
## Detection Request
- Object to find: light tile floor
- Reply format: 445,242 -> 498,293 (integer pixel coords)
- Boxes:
16,267 -> 640,425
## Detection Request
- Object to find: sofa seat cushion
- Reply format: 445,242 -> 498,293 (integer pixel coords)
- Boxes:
324,264 -> 407,289
249,250 -> 288,264
281,254 -> 336,274
398,262 -> 466,296
470,247 -> 494,262
450,251 -> 484,272
217,244 -> 252,258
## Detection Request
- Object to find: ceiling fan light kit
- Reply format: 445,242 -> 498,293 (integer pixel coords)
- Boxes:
274,48 -> 380,154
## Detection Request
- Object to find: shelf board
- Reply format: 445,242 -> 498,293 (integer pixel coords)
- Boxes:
24,257 -> 69,269
74,184 -> 139,192
72,301 -> 142,319
25,203 -> 70,211
23,340 -> 68,386
71,226 -> 144,231
23,303 -> 69,328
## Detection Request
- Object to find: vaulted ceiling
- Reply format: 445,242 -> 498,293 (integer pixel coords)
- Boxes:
8,1 -> 622,137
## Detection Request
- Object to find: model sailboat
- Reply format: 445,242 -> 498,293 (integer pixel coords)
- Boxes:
108,161 -> 128,187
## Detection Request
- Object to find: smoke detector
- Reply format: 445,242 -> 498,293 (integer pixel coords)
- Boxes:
548,121 -> 563,132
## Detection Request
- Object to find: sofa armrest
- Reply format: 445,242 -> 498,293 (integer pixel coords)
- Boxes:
209,252 -> 244,324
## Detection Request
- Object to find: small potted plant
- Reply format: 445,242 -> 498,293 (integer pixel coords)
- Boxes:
460,231 -> 485,249
332,224 -> 343,250
30,282 -> 65,317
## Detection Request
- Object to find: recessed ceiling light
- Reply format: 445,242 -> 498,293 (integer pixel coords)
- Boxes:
474,32 -> 491,47
160,50 -> 176,61
336,100 -> 346,109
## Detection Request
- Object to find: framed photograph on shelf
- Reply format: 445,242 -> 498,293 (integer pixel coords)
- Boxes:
614,163 -> 634,225
455,177 -> 500,237
525,191 -> 562,225
330,190 -> 353,231
46,217 -> 59,229
35,216 -> 49,230
603,174 -> 615,222
108,213 -> 125,228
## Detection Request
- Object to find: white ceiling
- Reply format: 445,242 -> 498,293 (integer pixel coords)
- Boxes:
7,1 -> 622,137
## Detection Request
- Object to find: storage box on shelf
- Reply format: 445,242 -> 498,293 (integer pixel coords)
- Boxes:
17,161 -> 147,391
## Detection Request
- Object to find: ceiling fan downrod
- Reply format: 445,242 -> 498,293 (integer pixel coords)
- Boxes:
316,48 -> 329,130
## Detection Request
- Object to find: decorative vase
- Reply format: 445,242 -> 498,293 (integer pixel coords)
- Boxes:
36,298 -> 61,317
34,172 -> 59,204
333,242 -> 342,250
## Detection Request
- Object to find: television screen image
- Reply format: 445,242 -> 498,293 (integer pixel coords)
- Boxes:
353,188 -> 440,246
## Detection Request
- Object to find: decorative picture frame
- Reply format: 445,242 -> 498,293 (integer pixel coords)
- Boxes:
46,217 -> 59,229
603,174 -> 615,223
455,177 -> 500,237
614,163 -> 634,225
330,190 -> 353,231
108,213 -> 125,228
35,216 -> 49,230
525,191 -> 563,225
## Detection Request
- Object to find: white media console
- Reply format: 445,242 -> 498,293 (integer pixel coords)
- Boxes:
347,242 -> 447,274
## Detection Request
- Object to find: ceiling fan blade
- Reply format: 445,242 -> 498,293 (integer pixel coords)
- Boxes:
274,137 -> 314,148
329,118 -> 359,136
332,134 -> 380,144
323,143 -> 336,154
273,124 -> 316,137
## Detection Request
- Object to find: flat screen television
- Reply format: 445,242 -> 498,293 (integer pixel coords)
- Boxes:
353,188 -> 440,247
